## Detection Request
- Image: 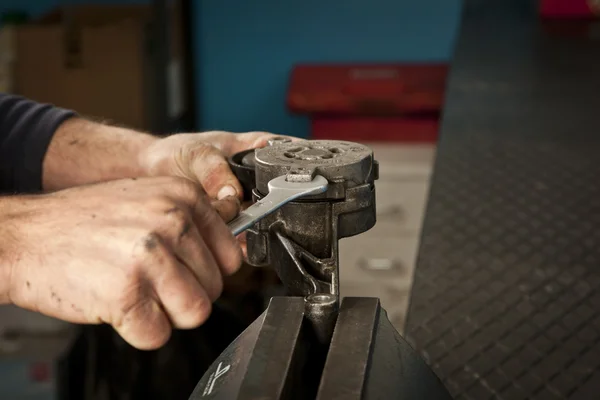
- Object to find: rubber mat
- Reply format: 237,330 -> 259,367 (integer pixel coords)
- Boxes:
405,1 -> 600,399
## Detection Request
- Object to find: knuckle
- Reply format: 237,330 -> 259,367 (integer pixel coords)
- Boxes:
145,326 -> 172,349
179,142 -> 221,168
121,312 -> 171,349
180,294 -> 212,327
176,179 -> 204,204
145,194 -> 177,213
163,208 -> 190,238
194,297 -> 212,326
188,143 -> 227,170
221,244 -> 243,275
189,142 -> 220,158
127,256 -> 146,278
113,287 -> 172,349
207,275 -> 224,302
113,283 -> 148,327
213,198 -> 240,222
204,163 -> 231,186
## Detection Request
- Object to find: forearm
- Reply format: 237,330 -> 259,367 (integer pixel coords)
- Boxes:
43,118 -> 158,191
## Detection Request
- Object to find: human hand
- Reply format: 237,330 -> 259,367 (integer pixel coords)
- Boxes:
3,177 -> 242,350
138,131 -> 298,201
138,131 -> 298,258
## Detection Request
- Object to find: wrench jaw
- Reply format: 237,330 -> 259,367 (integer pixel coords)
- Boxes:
227,175 -> 328,236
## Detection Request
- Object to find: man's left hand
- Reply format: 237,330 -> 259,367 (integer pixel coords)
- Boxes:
138,131 -> 295,201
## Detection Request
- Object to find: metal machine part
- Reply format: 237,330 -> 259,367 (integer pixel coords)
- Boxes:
192,139 -> 452,400
244,139 -> 379,298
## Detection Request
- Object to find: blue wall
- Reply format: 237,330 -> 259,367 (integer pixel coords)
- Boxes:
195,0 -> 463,137
2,1 -> 463,137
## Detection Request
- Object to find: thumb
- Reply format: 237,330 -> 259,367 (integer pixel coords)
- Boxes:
211,196 -> 241,223
180,143 -> 244,200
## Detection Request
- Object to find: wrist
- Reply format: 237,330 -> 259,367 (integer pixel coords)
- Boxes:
0,196 -> 30,304
135,136 -> 163,178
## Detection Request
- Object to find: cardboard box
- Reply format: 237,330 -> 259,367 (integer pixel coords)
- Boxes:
0,26 -> 16,93
0,4 -> 160,131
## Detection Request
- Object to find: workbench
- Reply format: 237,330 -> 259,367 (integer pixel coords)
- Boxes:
405,1 -> 600,399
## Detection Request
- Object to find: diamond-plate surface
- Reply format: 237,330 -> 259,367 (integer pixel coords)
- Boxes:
405,1 -> 600,399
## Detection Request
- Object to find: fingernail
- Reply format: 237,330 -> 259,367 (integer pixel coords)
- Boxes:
217,185 -> 237,200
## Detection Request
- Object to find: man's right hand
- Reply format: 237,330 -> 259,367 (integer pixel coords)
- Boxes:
0,176 -> 242,350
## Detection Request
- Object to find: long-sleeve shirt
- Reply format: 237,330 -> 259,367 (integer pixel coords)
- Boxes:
0,93 -> 75,193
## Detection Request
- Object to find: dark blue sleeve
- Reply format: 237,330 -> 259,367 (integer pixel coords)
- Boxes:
0,93 -> 76,193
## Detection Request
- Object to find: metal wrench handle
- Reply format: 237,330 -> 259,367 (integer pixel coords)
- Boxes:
228,175 -> 328,236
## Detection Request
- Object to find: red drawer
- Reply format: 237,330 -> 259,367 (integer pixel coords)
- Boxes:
311,116 -> 439,143
288,64 -> 448,116
540,0 -> 600,18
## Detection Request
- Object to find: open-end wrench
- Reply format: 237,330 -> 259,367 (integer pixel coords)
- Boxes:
228,175 -> 328,236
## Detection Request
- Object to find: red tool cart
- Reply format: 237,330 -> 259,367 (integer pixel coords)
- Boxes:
287,63 -> 448,143
539,0 -> 600,17
539,0 -> 600,39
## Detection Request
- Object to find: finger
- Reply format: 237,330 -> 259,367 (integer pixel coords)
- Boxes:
235,201 -> 251,260
193,197 -> 243,276
192,131 -> 270,155
113,295 -> 172,350
155,258 -> 213,329
211,197 -> 241,223
229,132 -> 301,154
237,232 -> 248,260
184,143 -> 243,200
140,234 -> 214,329
157,206 -> 224,301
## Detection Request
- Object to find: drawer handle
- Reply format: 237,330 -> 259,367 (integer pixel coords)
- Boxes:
358,257 -> 403,273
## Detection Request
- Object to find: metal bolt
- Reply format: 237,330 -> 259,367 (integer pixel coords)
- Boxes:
305,293 -> 339,345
